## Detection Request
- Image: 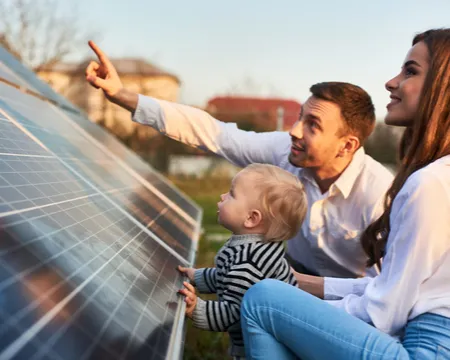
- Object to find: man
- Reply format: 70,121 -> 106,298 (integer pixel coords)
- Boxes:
85,41 -> 393,279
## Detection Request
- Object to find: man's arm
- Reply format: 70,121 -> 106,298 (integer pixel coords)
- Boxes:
85,41 -> 291,168
134,96 -> 290,167
109,88 -> 139,113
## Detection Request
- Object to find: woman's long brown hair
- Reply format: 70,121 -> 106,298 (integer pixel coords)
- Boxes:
361,29 -> 450,269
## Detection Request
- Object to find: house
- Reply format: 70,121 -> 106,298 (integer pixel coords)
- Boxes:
206,96 -> 301,132
37,58 -> 180,139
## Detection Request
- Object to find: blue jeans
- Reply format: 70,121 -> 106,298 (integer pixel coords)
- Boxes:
241,279 -> 450,359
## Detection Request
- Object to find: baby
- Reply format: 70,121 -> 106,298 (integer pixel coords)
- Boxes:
178,163 -> 307,359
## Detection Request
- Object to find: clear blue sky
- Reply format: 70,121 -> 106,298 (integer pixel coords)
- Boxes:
70,0 -> 450,119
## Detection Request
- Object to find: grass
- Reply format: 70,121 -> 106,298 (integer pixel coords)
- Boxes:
170,176 -> 233,359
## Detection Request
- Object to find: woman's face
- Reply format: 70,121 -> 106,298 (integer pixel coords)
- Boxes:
384,41 -> 430,126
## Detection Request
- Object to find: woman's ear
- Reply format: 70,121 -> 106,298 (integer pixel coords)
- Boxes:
244,209 -> 263,229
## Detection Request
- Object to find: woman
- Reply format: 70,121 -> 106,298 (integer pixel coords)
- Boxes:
241,28 -> 450,359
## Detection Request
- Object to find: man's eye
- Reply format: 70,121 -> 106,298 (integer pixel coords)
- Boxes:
308,120 -> 317,129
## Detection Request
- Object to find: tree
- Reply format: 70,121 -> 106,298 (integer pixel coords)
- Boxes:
364,122 -> 404,166
0,0 -> 97,72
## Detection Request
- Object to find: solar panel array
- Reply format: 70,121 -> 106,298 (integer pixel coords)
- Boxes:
0,47 -> 202,360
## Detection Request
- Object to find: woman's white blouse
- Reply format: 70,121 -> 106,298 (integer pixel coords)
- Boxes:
325,155 -> 450,337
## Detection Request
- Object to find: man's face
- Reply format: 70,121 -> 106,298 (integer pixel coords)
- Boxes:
288,96 -> 348,169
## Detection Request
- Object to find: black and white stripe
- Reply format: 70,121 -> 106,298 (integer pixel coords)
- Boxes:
193,234 -> 297,358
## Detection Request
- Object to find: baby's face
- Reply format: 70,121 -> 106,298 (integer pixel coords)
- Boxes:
217,171 -> 261,234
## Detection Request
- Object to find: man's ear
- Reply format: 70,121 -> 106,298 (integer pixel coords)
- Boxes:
244,209 -> 263,229
338,135 -> 360,157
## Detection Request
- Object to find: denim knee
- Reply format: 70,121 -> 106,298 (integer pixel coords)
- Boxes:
242,279 -> 281,311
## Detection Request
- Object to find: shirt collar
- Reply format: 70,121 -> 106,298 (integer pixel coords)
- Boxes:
298,147 -> 366,199
332,147 -> 366,199
227,234 -> 265,246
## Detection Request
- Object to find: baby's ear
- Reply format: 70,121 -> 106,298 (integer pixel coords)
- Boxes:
244,209 -> 263,229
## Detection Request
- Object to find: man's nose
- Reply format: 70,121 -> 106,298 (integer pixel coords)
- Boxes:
289,121 -> 303,139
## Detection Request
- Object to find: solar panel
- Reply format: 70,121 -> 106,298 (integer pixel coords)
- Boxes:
0,62 -> 36,92
0,47 -> 202,360
61,110 -> 201,221
0,47 -> 80,112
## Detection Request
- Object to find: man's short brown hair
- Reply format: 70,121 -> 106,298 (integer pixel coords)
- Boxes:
310,82 -> 376,144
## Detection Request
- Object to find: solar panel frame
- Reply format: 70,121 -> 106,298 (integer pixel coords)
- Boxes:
0,47 -> 79,113
0,62 -> 37,92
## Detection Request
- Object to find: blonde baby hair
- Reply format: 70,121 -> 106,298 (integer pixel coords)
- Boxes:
240,163 -> 307,242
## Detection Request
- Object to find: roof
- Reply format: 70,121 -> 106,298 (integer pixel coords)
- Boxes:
207,96 -> 302,129
39,58 -> 180,83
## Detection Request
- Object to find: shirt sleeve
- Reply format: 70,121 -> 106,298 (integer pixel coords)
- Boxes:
132,95 -> 291,168
324,277 -> 373,300
326,170 -> 450,335
192,262 -> 265,331
194,268 -> 218,294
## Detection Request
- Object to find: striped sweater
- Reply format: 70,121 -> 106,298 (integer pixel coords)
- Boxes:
193,234 -> 297,358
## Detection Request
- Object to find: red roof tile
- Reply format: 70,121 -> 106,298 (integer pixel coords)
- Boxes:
206,96 -> 301,130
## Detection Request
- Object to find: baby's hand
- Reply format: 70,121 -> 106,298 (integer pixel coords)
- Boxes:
178,281 -> 197,318
177,265 -> 196,284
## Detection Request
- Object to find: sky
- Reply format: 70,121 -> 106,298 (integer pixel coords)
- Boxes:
67,0 -> 450,120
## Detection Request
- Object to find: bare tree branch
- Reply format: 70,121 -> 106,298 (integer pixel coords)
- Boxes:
0,0 -> 99,71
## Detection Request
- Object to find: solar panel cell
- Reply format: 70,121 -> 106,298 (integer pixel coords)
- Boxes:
0,46 -> 201,359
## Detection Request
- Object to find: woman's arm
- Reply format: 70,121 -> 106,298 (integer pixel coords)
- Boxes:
292,271 -> 325,299
292,271 -> 372,300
